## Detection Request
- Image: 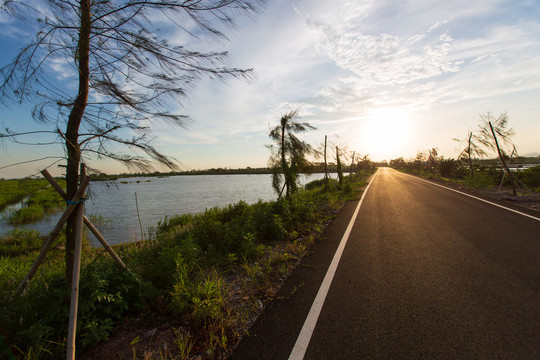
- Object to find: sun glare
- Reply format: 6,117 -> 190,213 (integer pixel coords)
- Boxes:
361,107 -> 411,160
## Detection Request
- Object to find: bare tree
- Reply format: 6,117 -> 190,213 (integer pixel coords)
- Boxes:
336,146 -> 343,186
477,112 -> 518,195
349,151 -> 355,176
0,0 -> 264,284
268,110 -> 315,198
454,131 -> 486,180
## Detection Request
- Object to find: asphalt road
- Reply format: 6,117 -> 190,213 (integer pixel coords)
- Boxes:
231,168 -> 540,359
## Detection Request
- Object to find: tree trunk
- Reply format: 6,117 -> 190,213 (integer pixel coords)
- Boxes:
324,135 -> 328,190
489,121 -> 517,196
349,151 -> 355,177
336,146 -> 343,186
65,0 -> 91,286
280,122 -> 289,197
467,132 -> 474,179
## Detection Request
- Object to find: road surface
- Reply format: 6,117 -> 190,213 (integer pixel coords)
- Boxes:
231,168 -> 540,359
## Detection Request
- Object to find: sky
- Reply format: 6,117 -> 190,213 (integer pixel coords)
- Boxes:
1,0 -> 540,178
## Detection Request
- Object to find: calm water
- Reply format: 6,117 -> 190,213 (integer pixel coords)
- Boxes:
0,173 -> 325,246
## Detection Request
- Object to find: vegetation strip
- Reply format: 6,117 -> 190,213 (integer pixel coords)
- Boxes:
0,170 -> 374,359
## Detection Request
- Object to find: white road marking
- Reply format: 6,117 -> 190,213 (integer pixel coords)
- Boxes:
409,174 -> 540,222
288,172 -> 378,360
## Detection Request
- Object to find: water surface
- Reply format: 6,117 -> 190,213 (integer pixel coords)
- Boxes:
0,173 -> 325,246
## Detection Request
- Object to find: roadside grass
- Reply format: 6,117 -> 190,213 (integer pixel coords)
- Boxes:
0,171 -> 373,359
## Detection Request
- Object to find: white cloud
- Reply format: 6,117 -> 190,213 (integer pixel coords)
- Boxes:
307,12 -> 460,85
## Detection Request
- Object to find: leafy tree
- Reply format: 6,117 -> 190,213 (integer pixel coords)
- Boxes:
0,0 -> 264,284
477,112 -> 518,195
427,147 -> 440,175
268,110 -> 315,198
357,154 -> 372,172
412,151 -> 426,174
390,157 -> 406,169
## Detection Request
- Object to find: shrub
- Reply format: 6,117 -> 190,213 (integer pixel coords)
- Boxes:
516,165 -> 540,190
439,158 -> 461,178
170,267 -> 226,324
0,229 -> 46,256
467,171 -> 495,189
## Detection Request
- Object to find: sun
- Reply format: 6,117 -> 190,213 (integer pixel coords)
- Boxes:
360,107 -> 411,160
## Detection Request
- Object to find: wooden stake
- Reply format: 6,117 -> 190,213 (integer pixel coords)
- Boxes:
324,135 -> 328,190
135,192 -> 144,241
14,176 -> 90,296
66,163 -> 86,360
41,169 -> 128,270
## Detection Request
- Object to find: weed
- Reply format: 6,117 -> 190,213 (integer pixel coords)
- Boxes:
130,336 -> 141,359
170,268 -> 227,324
173,328 -> 195,359
466,172 -> 495,189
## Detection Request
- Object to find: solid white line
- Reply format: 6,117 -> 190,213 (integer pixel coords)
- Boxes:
410,174 -> 540,222
288,171 -> 378,360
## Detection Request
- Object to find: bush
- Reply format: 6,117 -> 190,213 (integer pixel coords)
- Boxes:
0,229 -> 46,256
467,171 -> 495,189
170,267 -> 226,324
516,166 -> 540,190
439,158 -> 459,178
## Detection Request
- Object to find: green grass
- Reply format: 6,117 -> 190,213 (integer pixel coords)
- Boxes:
0,170 -> 374,359
0,178 -> 52,211
4,180 -> 66,225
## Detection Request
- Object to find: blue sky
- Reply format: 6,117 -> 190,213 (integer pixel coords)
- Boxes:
1,0 -> 540,178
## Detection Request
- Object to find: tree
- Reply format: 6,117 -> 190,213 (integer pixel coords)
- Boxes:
268,110 -> 315,198
477,112 -> 518,195
390,157 -> 406,169
0,0 -> 264,284
349,151 -> 355,176
357,154 -> 372,172
336,146 -> 344,186
454,131 -> 486,180
427,147 -> 439,175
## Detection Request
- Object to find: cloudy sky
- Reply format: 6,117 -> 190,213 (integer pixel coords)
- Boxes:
1,0 -> 540,177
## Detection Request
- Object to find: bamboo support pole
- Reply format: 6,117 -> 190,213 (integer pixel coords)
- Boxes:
66,173 -> 85,360
14,176 -> 90,296
83,219 -> 127,269
41,170 -> 127,270
135,192 -> 144,241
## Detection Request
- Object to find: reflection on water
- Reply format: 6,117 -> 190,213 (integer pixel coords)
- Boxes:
0,173 -> 324,246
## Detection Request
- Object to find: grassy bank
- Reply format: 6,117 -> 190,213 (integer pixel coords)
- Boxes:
0,178 -> 66,224
0,171 -> 373,359
0,179 -> 52,211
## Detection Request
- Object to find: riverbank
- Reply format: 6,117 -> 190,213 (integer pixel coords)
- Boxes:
0,170 -> 374,359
